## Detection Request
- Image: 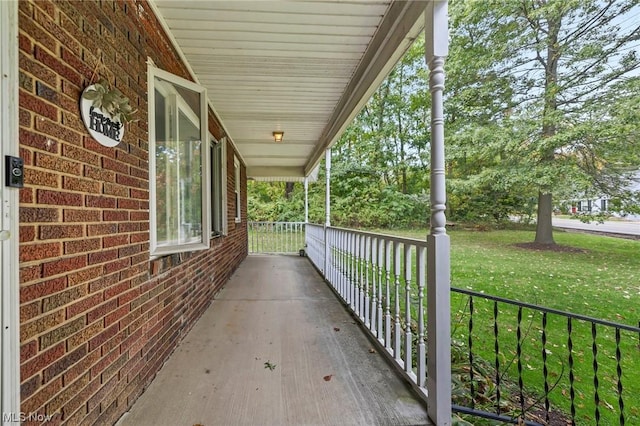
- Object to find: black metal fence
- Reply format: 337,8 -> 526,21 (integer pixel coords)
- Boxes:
451,287 -> 640,425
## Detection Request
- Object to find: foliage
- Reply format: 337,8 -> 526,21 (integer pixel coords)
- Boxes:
82,79 -> 136,123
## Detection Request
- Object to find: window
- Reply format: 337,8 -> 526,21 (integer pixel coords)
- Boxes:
149,66 -> 209,256
210,135 -> 227,236
234,156 -> 241,223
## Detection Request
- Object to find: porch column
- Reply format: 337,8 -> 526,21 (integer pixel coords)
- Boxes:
304,177 -> 309,223
425,2 -> 451,426
324,149 -> 331,276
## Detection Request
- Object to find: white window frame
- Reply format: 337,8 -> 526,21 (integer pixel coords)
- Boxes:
234,155 -> 241,223
209,133 -> 227,237
148,65 -> 210,256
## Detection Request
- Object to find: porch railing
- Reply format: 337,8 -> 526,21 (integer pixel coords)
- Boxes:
248,221 -> 305,254
303,223 -> 640,425
305,224 -> 431,397
451,287 -> 640,425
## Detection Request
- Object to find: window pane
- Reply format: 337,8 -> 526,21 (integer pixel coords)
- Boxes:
153,74 -> 204,249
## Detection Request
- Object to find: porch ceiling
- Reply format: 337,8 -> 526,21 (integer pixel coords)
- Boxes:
151,1 -> 428,181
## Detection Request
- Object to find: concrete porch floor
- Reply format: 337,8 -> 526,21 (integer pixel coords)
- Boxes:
116,255 -> 429,426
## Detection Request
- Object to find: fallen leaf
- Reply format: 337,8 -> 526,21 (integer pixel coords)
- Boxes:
368,348 -> 376,354
333,327 -> 340,332
323,375 -> 333,381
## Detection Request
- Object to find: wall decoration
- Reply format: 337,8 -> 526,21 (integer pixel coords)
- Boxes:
80,79 -> 135,147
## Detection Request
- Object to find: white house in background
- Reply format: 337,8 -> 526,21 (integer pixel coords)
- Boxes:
564,171 -> 640,219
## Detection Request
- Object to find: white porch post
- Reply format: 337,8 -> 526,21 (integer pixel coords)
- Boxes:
324,149 -> 331,276
304,177 -> 309,223
425,1 -> 451,425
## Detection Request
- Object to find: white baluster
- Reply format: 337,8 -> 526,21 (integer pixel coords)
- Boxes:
385,240 -> 392,351
417,245 -> 427,387
371,237 -> 378,335
377,238 -> 384,341
393,241 -> 402,364
404,244 -> 413,375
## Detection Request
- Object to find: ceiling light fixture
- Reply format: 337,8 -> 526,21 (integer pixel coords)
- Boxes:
273,131 -> 284,143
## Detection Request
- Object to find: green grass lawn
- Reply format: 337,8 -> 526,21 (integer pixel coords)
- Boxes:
382,227 -> 640,425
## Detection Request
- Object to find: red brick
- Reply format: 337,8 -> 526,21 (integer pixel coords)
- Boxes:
87,299 -> 118,324
102,157 -> 128,174
103,182 -> 129,197
42,255 -> 87,278
21,376 -> 62,414
35,152 -> 82,175
63,144 -> 100,166
46,372 -> 90,414
39,224 -> 83,240
20,225 -> 36,243
21,277 -> 67,303
20,207 -> 59,223
117,198 -> 139,209
20,301 -> 41,323
24,168 -> 59,188
21,340 -> 38,363
62,349 -> 101,386
66,293 -> 104,319
20,309 -> 65,342
67,320 -> 103,350
19,91 -> 58,121
88,248 -> 117,265
67,265 -> 102,286
18,12 -> 57,54
20,265 -> 42,284
35,118 -> 83,146
103,210 -> 128,222
20,342 -> 66,379
62,176 -> 100,193
63,209 -> 101,222
105,304 -> 129,327
20,108 -> 32,127
42,285 -> 87,313
43,345 -> 87,383
64,238 -> 101,255
130,188 -> 148,199
21,375 -> 40,401
34,45 -> 82,86
60,47 -> 93,81
104,257 -> 131,274
86,195 -> 116,209
89,325 -> 118,355
37,189 -> 83,207
116,173 -> 145,188
20,242 -> 61,262
84,165 -> 116,183
19,128 -> 57,153
39,317 -> 86,350
86,223 -> 117,237
84,138 -> 117,158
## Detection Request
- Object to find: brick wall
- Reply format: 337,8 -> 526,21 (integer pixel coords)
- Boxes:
18,1 -> 248,424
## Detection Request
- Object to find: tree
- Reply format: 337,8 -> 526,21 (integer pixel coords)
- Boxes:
448,0 -> 640,243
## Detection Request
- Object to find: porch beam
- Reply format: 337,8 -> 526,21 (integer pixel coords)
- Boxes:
425,1 -> 451,426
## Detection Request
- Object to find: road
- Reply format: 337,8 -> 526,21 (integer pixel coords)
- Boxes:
552,217 -> 640,236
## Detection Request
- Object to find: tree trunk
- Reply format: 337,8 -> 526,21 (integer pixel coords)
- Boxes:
535,191 -> 555,244
284,182 -> 294,200
534,12 -> 562,244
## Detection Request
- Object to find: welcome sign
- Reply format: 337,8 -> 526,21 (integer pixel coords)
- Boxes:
80,84 -> 125,147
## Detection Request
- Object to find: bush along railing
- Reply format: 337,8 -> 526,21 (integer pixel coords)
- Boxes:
451,287 -> 640,426
248,221 -> 305,254
306,225 -> 430,394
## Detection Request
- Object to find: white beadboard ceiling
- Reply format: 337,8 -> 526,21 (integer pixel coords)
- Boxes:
152,1 -> 428,181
